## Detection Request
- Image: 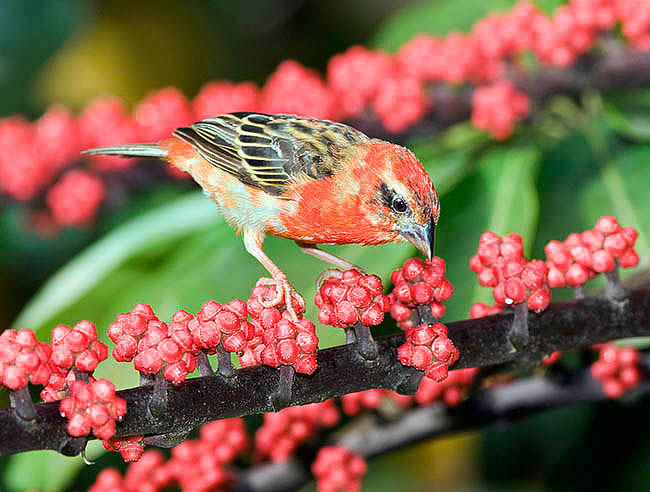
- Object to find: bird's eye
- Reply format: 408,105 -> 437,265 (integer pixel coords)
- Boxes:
391,196 -> 408,214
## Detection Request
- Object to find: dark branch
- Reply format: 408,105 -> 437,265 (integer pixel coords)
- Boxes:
1,288 -> 650,456
235,358 -> 650,492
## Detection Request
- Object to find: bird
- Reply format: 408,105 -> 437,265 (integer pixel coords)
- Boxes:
83,112 -> 439,320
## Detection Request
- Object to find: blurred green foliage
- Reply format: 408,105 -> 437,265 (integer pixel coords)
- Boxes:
2,0 -> 650,491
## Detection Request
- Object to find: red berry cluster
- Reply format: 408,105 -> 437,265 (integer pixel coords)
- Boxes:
414,368 -> 479,407
246,285 -> 319,374
470,232 -> 552,312
617,0 -> 650,48
471,81 -> 530,140
6,0 -> 649,225
312,446 -> 367,492
341,389 -> 411,416
315,270 -> 390,329
0,329 -> 51,390
109,305 -> 197,385
397,323 -> 459,382
541,351 -> 563,366
59,379 -> 126,439
103,435 -> 145,463
189,299 -> 251,355
45,170 -> 105,226
388,257 -> 453,330
255,400 -> 340,462
46,320 -> 108,390
167,418 -> 247,492
123,450 -> 174,492
545,216 -> 639,288
591,344 -> 643,398
92,418 -> 247,491
469,302 -> 504,319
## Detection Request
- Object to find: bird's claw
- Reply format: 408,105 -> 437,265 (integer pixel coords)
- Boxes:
256,276 -> 305,322
316,269 -> 343,290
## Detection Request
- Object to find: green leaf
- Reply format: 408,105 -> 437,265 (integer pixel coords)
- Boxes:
11,192 -> 220,333
603,89 -> 650,142
531,132 -> 601,259
372,0 -> 518,51
371,0 -> 565,52
436,144 -> 541,321
4,441 -> 104,492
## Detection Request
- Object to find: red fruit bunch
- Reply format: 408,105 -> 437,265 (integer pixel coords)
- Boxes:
133,318 -> 196,385
388,257 -> 453,330
617,0 -> 650,49
49,320 -> 108,376
312,446 -> 367,492
59,378 -> 126,439
246,285 -> 319,374
397,322 -> 459,382
591,344 -> 643,399
341,389 -> 412,416
109,304 -> 197,385
328,46 -> 394,118
471,80 -> 530,140
542,351 -> 562,366
167,440 -> 234,492
316,269 -> 390,329
413,368 -> 479,407
80,97 -> 141,172
166,418 -> 247,492
470,232 -> 552,312
87,469 -> 125,492
45,169 -> 105,226
469,302 -> 504,319
133,87 -> 195,142
262,60 -> 338,120
122,450 -> 174,492
255,400 -> 340,462
0,329 -> 51,390
188,299 -> 252,355
545,216 -> 639,288
103,435 -> 145,463
193,81 -> 261,120
0,117 -> 64,200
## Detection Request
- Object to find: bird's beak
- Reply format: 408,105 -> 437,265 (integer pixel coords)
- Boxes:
401,218 -> 435,260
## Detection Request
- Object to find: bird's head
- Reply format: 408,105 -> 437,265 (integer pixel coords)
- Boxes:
355,142 -> 440,259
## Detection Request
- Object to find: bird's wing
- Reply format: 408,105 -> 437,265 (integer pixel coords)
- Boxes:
173,112 -> 369,196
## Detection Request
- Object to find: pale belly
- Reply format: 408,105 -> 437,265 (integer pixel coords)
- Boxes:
181,156 -> 290,234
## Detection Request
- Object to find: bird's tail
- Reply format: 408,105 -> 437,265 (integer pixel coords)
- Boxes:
82,143 -> 168,159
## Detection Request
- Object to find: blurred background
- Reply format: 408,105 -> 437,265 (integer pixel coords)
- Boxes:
1,0 -> 650,491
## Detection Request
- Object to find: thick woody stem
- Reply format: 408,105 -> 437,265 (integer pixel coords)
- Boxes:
271,365 -> 295,410
574,286 -> 587,300
9,386 -> 36,422
196,352 -> 214,377
148,372 -> 169,419
605,265 -> 628,302
352,322 -> 378,361
509,302 -> 530,350
216,345 -> 236,378
1,288 -> 650,456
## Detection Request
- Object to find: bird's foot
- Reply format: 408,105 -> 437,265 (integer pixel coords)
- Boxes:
256,276 -> 305,322
316,265 -> 366,291
316,269 -> 343,290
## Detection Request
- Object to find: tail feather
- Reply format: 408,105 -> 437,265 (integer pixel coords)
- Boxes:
82,144 -> 168,159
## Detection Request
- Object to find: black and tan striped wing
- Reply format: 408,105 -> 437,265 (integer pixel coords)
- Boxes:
172,112 -> 369,195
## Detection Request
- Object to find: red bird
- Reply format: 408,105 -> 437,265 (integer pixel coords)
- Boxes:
84,113 -> 439,319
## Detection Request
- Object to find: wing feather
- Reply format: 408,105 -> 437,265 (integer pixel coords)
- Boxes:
173,112 -> 370,195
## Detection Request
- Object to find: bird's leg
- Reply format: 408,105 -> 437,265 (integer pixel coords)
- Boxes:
244,229 -> 302,321
295,241 -> 364,273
